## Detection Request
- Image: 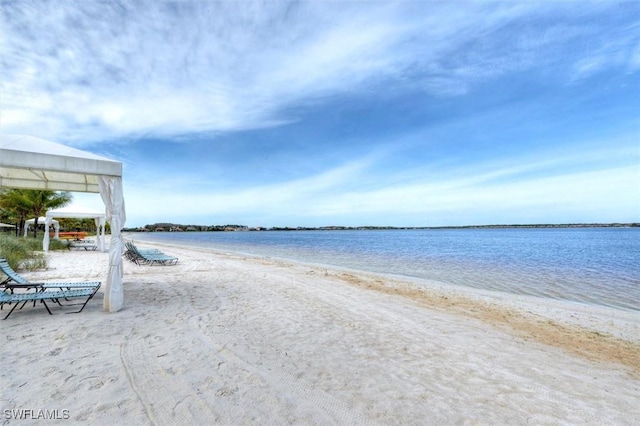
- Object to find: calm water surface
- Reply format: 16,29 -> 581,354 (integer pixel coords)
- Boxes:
133,228 -> 640,311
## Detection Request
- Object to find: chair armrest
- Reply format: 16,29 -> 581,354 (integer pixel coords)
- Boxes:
4,283 -> 45,292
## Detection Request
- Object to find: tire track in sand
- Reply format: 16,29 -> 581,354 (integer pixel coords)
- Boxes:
185,283 -> 370,426
120,336 -> 228,425
118,278 -> 238,425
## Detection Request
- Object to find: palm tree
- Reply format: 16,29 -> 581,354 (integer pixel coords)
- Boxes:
0,189 -> 31,237
0,189 -> 72,238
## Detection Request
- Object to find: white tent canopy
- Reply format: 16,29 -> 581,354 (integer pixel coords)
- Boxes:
0,135 -> 126,313
24,217 -> 60,238
45,205 -> 107,252
0,135 -> 121,191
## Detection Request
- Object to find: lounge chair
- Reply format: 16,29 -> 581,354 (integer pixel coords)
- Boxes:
0,284 -> 100,319
124,241 -> 162,257
124,242 -> 178,266
69,239 -> 97,251
0,258 -> 101,291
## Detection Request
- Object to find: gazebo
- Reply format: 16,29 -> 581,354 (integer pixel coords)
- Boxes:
0,223 -> 16,231
45,205 -> 107,252
24,217 -> 60,238
0,135 -> 126,312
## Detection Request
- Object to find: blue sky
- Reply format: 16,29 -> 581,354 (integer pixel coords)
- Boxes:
1,1 -> 639,227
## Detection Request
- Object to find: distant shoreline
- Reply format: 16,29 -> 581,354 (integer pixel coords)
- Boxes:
124,222 -> 640,232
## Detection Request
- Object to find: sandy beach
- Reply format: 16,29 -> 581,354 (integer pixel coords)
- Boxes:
2,238 -> 639,425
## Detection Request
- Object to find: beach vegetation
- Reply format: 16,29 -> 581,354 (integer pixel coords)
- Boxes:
0,234 -> 45,271
0,234 -> 67,272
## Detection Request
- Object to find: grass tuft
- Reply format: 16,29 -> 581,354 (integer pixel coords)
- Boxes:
0,234 -> 67,271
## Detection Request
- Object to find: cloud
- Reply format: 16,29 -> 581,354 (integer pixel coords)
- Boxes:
2,1 -> 636,143
570,20 -> 640,82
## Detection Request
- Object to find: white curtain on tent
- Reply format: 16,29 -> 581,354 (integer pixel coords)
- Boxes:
44,217 -> 51,250
99,176 -> 126,313
95,216 -> 106,251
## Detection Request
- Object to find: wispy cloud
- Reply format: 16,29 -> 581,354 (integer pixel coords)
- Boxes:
2,1 -> 636,143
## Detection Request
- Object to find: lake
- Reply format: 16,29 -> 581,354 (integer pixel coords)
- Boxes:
132,227 -> 640,312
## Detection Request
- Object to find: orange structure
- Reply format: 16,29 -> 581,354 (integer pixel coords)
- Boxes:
52,231 -> 88,240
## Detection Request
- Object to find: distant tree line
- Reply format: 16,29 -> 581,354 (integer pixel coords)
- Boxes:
122,222 -> 639,233
124,224 -> 252,232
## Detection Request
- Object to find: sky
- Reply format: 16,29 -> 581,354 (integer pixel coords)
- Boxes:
1,0 -> 639,228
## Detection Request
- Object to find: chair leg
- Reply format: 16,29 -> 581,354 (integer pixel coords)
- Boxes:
65,287 -> 100,314
2,302 -> 20,320
40,299 -> 53,315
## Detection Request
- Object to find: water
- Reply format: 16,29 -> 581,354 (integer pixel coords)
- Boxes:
132,228 -> 640,312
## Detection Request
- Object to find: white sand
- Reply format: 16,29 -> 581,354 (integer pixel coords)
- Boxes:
2,238 -> 639,425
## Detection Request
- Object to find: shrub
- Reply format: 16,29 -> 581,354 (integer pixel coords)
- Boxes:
0,235 -> 32,270
0,234 -> 65,271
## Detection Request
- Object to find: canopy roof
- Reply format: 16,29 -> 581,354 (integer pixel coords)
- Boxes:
0,135 -> 122,192
26,216 -> 59,225
0,134 -> 126,313
47,204 -> 106,219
